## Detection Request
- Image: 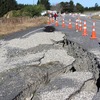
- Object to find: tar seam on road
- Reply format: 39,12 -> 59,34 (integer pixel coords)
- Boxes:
22,28 -> 44,38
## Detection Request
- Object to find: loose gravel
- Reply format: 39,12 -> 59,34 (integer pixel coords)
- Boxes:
40,49 -> 75,66
34,72 -> 94,100
7,32 -> 65,49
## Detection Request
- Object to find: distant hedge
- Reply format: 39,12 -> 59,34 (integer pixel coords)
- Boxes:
0,0 -> 46,17
12,5 -> 45,17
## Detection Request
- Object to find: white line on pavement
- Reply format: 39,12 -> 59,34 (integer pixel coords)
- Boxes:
22,17 -> 62,38
22,27 -> 44,38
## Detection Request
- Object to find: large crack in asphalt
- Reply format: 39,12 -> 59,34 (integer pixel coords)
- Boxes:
63,36 -> 100,100
29,38 -> 99,100
31,35 -> 100,100
66,78 -> 94,100
0,31 -> 100,100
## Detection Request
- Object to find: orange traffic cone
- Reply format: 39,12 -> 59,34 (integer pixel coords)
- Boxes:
75,19 -> 78,32
82,21 -> 87,36
79,20 -> 82,31
47,17 -> 50,25
55,19 -> 59,26
91,21 -> 97,39
68,19 -> 72,29
49,18 -> 52,23
62,19 -> 66,28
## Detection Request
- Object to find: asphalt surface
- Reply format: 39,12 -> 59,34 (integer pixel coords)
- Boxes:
1,25 -> 45,40
0,14 -> 100,100
51,14 -> 100,57
1,14 -> 100,57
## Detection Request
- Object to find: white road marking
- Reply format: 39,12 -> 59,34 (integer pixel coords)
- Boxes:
22,27 -> 44,38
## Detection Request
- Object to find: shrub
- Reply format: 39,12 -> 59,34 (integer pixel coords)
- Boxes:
21,5 -> 45,17
11,5 -> 45,17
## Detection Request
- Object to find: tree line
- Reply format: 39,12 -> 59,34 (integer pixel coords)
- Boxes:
84,3 -> 100,11
60,1 -> 100,13
0,0 -> 50,17
0,0 -> 100,17
0,0 -> 18,17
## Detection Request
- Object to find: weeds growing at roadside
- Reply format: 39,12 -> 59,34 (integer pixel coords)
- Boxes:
0,16 -> 47,36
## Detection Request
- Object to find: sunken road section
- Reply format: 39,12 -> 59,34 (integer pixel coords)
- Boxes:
0,31 -> 100,100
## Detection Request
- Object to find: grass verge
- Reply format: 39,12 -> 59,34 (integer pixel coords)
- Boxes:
0,16 -> 48,36
91,15 -> 100,20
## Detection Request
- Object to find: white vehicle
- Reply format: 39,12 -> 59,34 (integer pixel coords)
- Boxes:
47,10 -> 57,15
41,11 -> 47,16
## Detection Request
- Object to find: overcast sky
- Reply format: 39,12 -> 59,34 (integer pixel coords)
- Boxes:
16,0 -> 100,7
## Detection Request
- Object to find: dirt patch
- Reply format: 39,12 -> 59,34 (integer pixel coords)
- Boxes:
92,15 -> 100,20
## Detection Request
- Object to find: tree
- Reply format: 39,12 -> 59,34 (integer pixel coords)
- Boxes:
20,5 -> 45,17
76,3 -> 84,13
84,7 -> 89,11
95,3 -> 99,8
37,0 -> 40,5
60,2 -> 69,13
69,0 -> 74,12
94,3 -> 99,10
37,0 -> 50,10
51,3 -> 62,12
17,4 -> 26,10
54,1 -> 85,13
61,0 -> 74,13
0,0 -> 18,17
45,0 -> 51,10
60,2 -> 66,12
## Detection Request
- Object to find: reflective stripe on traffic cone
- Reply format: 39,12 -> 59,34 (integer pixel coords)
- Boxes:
68,19 -> 72,29
91,21 -> 97,39
62,19 -> 66,28
79,20 -> 82,31
82,21 -> 87,36
75,19 -> 78,32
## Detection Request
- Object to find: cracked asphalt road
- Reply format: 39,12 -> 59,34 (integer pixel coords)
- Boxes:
0,13 -> 100,100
